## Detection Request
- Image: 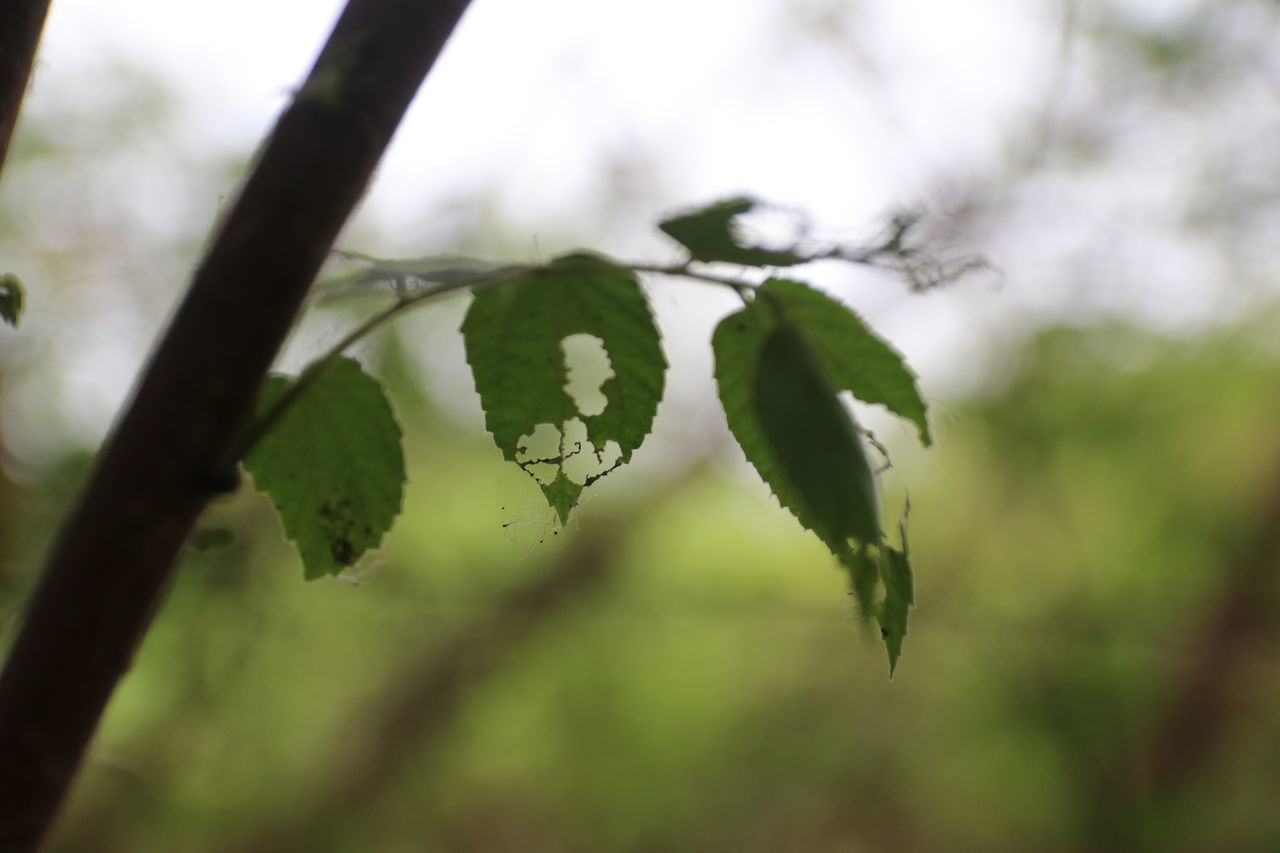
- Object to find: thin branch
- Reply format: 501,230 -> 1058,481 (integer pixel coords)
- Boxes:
627,261 -> 759,298
0,2 -> 474,850
236,266 -> 526,459
241,255 -> 766,459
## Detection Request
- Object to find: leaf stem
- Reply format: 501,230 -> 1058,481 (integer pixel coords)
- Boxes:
625,262 -> 757,301
236,265 -> 527,459
238,249 -> 839,460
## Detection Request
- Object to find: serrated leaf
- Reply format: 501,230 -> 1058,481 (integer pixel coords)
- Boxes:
659,197 -> 806,267
243,357 -> 405,580
757,279 -> 930,445
715,282 -> 922,673
0,273 -> 24,328
461,252 -> 666,523
878,545 -> 914,675
754,324 -> 881,547
714,302 -> 881,565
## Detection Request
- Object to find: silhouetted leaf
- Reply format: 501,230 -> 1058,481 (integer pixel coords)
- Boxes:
659,197 -> 807,267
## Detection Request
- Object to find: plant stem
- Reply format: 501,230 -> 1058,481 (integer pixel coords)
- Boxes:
627,261 -> 758,299
238,257 -> 758,457
237,265 -> 526,458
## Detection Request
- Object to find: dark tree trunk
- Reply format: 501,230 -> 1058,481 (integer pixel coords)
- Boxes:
0,0 -> 51,176
0,2 -> 474,849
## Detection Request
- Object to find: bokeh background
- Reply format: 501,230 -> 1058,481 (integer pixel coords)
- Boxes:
3,0 -> 1280,850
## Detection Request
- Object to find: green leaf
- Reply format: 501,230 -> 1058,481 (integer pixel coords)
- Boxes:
243,358 -> 405,580
754,324 -> 881,548
461,252 -> 666,523
658,197 -> 807,267
0,273 -> 24,328
845,546 -> 879,621
714,298 -> 881,564
757,279 -> 930,445
878,544 -> 914,675
713,277 -> 927,673
542,473 -> 584,524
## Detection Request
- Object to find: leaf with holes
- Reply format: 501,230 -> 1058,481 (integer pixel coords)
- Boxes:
461,252 -> 666,523
243,357 -> 405,580
658,197 -> 807,267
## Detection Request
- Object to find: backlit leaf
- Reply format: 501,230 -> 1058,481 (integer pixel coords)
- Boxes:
753,324 -> 881,548
244,358 -> 405,580
461,253 -> 666,523
713,294 -> 881,561
757,279 -> 930,445
714,279 -> 925,667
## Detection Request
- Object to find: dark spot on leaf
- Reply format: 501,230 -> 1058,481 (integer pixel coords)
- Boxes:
331,538 -> 355,564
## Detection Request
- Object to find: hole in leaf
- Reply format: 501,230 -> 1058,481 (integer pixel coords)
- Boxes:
515,423 -> 563,486
561,333 -> 614,417
560,420 -> 621,485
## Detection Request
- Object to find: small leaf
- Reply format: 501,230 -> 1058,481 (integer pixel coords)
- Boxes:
243,358 -> 405,580
757,279 -> 931,445
461,253 -> 666,523
878,544 -> 914,675
541,473 -> 584,524
0,273 -> 24,328
659,197 -> 806,267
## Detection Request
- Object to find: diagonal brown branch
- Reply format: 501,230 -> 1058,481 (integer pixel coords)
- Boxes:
228,463 -> 706,853
0,0 -> 51,178
0,1 -> 473,850
1145,445 -> 1280,790
238,518 -> 626,853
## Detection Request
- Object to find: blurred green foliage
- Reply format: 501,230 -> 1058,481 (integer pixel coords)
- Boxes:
12,317 -> 1274,852
4,4 -> 1280,850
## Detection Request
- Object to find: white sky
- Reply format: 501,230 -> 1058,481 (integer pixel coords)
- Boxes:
8,0 -> 1269,465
